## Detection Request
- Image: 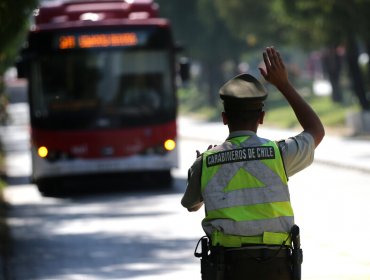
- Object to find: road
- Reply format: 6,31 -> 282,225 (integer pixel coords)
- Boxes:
2,100 -> 370,279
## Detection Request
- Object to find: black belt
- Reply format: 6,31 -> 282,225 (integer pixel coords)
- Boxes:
223,246 -> 291,261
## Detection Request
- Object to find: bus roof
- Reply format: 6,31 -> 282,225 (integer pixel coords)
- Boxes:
34,0 -> 165,30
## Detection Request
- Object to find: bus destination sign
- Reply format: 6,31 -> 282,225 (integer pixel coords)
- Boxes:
57,32 -> 140,49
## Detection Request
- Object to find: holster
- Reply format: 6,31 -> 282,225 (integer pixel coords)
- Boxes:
291,225 -> 303,280
195,236 -> 225,280
292,248 -> 303,280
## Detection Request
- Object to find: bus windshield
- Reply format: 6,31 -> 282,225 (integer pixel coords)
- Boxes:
29,49 -> 175,130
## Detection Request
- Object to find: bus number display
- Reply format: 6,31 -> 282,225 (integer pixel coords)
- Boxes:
58,32 -> 139,49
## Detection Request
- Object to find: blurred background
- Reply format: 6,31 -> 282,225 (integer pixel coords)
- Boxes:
0,0 -> 370,279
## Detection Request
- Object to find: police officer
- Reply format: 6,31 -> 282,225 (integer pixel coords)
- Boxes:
182,47 -> 325,280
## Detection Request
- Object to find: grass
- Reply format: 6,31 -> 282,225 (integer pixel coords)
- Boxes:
264,93 -> 359,131
178,84 -> 360,133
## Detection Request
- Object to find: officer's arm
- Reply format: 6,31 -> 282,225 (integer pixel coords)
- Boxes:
259,47 -> 325,147
188,202 -> 203,212
181,156 -> 204,212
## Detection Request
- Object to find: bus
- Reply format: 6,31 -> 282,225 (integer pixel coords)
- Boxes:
18,0 -> 182,194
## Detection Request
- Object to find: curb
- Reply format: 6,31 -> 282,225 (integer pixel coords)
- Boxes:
0,189 -> 9,280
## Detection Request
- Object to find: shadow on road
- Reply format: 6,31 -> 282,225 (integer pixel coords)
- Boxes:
6,175 -> 197,279
38,176 -> 187,199
5,176 -> 31,186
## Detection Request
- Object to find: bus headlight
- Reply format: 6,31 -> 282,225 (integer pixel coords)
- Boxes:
38,146 -> 48,158
164,139 -> 176,151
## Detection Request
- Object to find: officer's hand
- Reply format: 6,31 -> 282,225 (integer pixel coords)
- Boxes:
196,145 -> 216,158
196,150 -> 201,158
259,47 -> 290,90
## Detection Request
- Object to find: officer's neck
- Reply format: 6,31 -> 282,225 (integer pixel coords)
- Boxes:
228,123 -> 258,133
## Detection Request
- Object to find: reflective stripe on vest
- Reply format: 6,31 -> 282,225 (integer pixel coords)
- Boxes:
201,135 -> 294,238
211,230 -> 291,247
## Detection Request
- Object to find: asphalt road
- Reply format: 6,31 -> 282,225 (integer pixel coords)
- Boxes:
3,131 -> 370,279
1,96 -> 370,279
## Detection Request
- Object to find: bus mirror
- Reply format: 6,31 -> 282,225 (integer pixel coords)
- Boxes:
179,57 -> 190,82
175,42 -> 184,53
15,58 -> 28,79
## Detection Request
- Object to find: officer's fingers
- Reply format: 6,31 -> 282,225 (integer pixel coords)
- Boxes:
259,67 -> 268,79
207,145 -> 213,150
266,47 -> 274,59
263,52 -> 271,70
267,47 -> 279,67
276,51 -> 285,69
196,150 -> 200,157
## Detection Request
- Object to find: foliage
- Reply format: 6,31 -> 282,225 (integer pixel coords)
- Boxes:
163,0 -> 370,110
157,0 -> 244,62
264,91 -> 359,129
274,0 -> 370,110
2,0 -> 368,110
275,1 -> 350,46
157,0 -> 247,104
0,0 -> 38,178
213,0 -> 288,49
0,0 -> 38,75
178,84 -> 222,120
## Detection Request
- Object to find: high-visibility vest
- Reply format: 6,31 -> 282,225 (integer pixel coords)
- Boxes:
201,135 -> 294,245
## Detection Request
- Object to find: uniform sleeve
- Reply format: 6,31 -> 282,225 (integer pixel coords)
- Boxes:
181,156 -> 204,210
278,132 -> 315,177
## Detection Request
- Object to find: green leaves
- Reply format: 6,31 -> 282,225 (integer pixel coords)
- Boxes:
0,0 -> 38,75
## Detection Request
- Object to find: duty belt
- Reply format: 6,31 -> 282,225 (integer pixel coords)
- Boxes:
224,246 -> 291,261
211,230 -> 292,247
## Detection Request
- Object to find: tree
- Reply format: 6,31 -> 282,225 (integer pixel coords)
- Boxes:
0,0 -> 38,75
213,0 -> 288,48
208,0 -> 370,110
276,0 -> 370,110
0,0 -> 38,123
157,0 -> 246,105
153,1 -> 370,110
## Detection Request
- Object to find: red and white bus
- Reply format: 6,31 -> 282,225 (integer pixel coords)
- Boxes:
19,0 -> 182,194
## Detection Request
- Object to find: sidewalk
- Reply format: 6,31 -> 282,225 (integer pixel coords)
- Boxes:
178,117 -> 370,173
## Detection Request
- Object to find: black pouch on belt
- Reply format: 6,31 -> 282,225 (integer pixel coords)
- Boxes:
195,236 -> 220,280
291,225 -> 303,280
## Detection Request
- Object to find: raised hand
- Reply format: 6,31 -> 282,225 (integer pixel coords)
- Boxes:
259,47 -> 289,90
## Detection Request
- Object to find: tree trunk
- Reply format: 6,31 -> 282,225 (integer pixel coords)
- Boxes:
321,46 -> 343,103
346,34 -> 370,111
366,41 -> 370,92
204,60 -> 223,106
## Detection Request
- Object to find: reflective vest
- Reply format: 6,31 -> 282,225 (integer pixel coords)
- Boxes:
201,135 -> 294,246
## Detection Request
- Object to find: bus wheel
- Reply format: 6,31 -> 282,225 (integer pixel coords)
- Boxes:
157,170 -> 173,188
36,180 -> 58,196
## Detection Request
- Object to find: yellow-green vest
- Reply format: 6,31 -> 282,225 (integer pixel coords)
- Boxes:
201,134 -> 294,243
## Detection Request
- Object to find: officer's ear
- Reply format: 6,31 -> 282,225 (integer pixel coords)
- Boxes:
259,111 -> 265,124
222,111 -> 228,125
